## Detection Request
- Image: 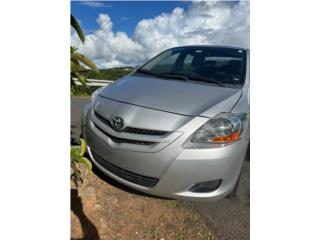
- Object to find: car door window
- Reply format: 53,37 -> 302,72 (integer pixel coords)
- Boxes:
181,54 -> 194,71
151,52 -> 180,73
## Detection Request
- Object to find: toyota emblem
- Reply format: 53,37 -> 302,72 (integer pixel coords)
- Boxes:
111,116 -> 124,130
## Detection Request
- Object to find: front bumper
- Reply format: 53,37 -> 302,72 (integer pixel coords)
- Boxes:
82,103 -> 249,202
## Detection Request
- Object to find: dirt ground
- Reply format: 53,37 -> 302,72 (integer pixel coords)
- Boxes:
71,166 -> 218,240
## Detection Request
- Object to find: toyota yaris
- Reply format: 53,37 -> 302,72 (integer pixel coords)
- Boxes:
81,46 -> 250,202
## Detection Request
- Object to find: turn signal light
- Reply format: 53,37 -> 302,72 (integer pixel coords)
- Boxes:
212,131 -> 241,143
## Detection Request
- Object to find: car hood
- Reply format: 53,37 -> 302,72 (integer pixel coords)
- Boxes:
98,75 -> 241,117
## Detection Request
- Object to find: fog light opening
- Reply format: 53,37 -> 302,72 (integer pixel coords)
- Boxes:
188,179 -> 222,193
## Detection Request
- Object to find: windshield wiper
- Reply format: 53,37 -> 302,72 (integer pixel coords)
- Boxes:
136,69 -> 190,82
159,72 -> 191,82
187,75 -> 226,87
137,69 -> 225,87
136,69 -> 161,77
169,70 -> 225,87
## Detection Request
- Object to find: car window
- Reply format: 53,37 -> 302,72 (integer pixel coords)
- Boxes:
138,47 -> 246,87
182,54 -> 194,71
146,51 -> 181,74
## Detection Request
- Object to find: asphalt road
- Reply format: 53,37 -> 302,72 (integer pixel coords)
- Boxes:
71,97 -> 250,240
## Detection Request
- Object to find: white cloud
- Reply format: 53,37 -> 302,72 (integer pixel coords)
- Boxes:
79,1 -> 112,8
121,17 -> 129,21
71,1 -> 249,68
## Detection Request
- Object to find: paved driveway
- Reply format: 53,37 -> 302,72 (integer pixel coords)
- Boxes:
71,97 -> 250,240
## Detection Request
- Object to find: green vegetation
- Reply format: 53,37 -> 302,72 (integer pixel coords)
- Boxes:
70,15 -> 96,184
71,15 -> 133,96
70,14 -> 98,89
71,138 -> 92,186
82,67 -> 135,80
71,15 -> 85,43
71,67 -> 135,97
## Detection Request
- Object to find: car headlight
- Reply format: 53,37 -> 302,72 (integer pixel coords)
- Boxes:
192,113 -> 247,144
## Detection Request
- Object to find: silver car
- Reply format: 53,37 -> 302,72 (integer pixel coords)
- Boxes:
81,45 -> 250,202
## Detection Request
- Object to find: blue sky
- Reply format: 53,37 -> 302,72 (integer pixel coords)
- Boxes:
71,1 -> 249,68
71,1 -> 191,36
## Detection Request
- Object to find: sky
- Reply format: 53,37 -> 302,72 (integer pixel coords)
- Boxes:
71,1 -> 249,69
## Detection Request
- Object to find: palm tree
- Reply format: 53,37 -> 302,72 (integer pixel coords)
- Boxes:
70,15 -> 96,185
71,15 -> 98,87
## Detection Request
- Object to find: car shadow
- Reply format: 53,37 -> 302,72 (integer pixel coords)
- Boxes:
92,164 -> 172,201
71,189 -> 100,240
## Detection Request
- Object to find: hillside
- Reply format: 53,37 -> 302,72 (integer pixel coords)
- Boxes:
83,67 -> 135,80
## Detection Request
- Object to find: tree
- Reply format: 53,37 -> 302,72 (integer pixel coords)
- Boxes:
70,15 -> 98,87
70,15 -> 95,185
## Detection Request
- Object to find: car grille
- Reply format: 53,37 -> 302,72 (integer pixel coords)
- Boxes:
93,122 -> 155,146
91,150 -> 159,187
94,110 -> 169,136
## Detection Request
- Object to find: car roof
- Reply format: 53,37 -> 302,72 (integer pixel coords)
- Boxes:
171,45 -> 249,51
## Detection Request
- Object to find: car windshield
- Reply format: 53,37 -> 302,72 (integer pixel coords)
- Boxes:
136,46 -> 246,88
